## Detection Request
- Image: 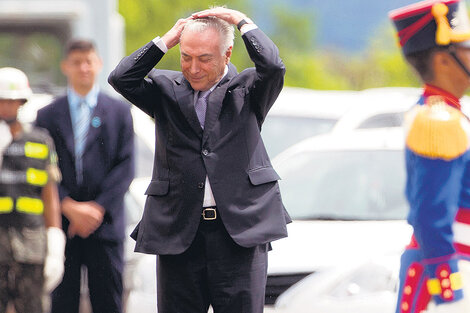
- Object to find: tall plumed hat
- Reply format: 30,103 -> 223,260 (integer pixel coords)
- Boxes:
389,0 -> 470,55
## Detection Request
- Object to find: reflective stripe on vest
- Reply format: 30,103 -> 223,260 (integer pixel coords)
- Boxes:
16,197 -> 44,215
24,142 -> 48,160
0,197 -> 14,213
0,197 -> 44,215
26,168 -> 48,186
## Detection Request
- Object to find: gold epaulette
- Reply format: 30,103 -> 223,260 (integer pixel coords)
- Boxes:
405,102 -> 469,160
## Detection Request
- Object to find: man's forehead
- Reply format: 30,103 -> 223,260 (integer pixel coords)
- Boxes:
180,32 -> 220,55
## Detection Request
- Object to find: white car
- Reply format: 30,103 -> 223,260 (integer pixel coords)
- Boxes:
330,87 -> 420,133
266,127 -> 413,305
261,87 -> 360,157
262,87 -> 425,158
274,256 -> 400,313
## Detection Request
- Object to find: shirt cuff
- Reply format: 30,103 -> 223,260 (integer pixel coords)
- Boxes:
152,36 -> 168,53
240,24 -> 258,35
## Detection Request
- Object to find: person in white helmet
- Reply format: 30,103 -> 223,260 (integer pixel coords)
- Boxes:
0,67 -> 66,313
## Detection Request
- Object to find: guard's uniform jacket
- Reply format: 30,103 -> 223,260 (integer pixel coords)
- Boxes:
0,124 -> 59,264
396,84 -> 470,313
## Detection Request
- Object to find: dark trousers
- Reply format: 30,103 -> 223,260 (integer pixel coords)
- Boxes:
0,263 -> 44,313
157,215 -> 268,313
50,236 -> 124,313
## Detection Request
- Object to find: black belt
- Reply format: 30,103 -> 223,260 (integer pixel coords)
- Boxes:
201,207 -> 217,221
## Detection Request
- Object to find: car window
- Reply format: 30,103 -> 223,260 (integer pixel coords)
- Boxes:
357,113 -> 404,129
262,116 -> 337,157
276,150 -> 407,220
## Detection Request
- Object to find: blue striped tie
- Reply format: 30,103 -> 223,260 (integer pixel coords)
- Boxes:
195,90 -> 210,128
74,101 -> 90,184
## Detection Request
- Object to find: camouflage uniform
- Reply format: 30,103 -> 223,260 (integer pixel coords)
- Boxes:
0,124 -> 60,313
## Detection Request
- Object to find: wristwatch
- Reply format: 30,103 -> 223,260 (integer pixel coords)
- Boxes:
237,19 -> 249,31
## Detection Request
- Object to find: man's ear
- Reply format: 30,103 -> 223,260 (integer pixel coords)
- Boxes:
433,50 -> 452,72
225,46 -> 233,64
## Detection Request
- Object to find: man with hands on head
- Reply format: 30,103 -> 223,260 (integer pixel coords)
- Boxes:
109,7 -> 290,313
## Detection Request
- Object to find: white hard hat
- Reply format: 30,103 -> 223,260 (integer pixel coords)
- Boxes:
0,67 -> 32,101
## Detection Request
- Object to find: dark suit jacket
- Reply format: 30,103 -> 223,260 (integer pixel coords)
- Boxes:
109,28 -> 290,255
36,92 -> 135,241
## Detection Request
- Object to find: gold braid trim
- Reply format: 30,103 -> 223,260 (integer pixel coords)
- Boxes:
406,101 -> 469,160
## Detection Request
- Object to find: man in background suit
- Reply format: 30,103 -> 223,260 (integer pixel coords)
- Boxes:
109,7 -> 289,313
36,39 -> 134,313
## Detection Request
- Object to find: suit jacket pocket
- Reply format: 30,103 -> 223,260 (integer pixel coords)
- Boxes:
248,166 -> 280,185
144,180 -> 169,196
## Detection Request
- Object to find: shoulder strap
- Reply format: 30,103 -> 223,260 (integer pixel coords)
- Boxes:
406,103 -> 470,160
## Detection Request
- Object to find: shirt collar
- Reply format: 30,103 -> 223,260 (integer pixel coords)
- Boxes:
67,85 -> 100,109
423,84 -> 461,110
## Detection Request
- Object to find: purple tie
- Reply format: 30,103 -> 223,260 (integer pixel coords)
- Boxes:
195,90 -> 210,128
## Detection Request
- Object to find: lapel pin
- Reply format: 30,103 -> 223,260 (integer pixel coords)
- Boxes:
91,116 -> 101,128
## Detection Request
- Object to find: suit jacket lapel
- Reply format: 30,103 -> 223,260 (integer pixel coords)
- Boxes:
174,78 -> 203,138
203,82 -> 229,142
203,64 -> 237,142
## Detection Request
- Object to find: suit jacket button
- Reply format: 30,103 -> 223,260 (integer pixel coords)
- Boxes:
202,149 -> 209,156
198,182 -> 204,189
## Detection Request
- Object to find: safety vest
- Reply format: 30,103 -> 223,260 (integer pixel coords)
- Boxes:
0,126 -> 53,228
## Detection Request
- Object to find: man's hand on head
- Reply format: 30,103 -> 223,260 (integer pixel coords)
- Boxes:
191,7 -> 249,26
161,17 -> 193,50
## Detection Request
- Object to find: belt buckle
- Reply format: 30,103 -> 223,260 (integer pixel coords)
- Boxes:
202,207 -> 217,220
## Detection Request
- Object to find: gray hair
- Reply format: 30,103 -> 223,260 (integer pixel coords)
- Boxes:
182,16 -> 235,55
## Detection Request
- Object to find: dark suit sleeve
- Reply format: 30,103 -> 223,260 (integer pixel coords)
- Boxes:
242,28 -> 286,123
94,103 -> 135,212
108,41 -> 165,117
35,109 -> 72,201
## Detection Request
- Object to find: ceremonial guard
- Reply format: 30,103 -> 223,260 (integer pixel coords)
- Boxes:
390,0 -> 470,312
0,67 -> 65,313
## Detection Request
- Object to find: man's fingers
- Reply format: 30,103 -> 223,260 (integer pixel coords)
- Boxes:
174,17 -> 191,31
72,221 -> 95,238
192,10 -> 220,19
162,17 -> 193,49
191,8 -> 241,25
68,224 -> 76,238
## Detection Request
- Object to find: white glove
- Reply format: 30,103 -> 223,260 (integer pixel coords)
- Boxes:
0,120 -> 12,168
43,227 -> 66,292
